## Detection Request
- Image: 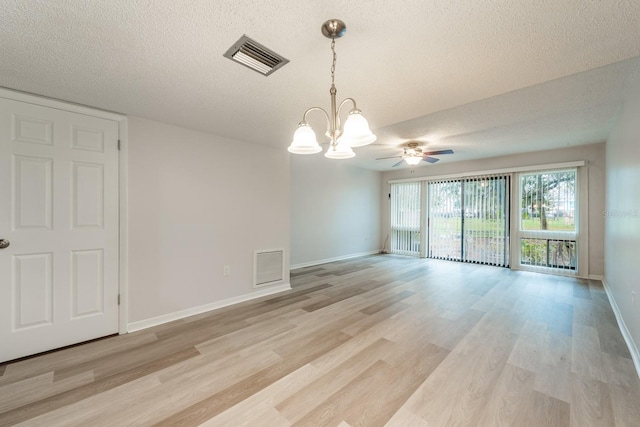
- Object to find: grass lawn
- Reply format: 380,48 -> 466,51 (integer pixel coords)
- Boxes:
521,218 -> 574,231
429,217 -> 574,235
431,218 -> 504,235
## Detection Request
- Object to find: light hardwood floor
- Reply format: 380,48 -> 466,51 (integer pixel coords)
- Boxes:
1,255 -> 639,426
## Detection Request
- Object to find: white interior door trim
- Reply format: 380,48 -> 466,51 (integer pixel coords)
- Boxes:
117,119 -> 129,334
0,87 -> 129,335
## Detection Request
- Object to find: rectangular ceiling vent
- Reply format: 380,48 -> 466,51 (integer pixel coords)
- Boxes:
224,35 -> 289,76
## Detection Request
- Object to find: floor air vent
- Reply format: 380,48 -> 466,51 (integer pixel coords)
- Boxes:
254,249 -> 285,288
224,35 -> 289,76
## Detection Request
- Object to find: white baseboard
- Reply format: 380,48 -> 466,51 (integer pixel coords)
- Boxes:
127,283 -> 291,333
290,250 -> 381,270
602,278 -> 640,378
588,274 -> 604,280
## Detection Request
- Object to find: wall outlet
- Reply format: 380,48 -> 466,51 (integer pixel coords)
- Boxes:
223,265 -> 231,276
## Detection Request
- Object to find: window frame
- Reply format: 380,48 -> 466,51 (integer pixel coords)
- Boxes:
515,168 -> 579,274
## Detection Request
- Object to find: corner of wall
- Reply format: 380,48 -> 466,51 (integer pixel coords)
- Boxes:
602,279 -> 640,378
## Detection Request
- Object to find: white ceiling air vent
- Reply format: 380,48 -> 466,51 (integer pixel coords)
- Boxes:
223,35 -> 289,76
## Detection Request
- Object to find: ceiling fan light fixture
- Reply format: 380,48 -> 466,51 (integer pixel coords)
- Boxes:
376,142 -> 454,167
338,109 -> 376,147
288,123 -> 322,154
404,155 -> 423,166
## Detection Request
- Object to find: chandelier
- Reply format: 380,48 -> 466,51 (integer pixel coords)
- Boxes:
287,19 -> 376,159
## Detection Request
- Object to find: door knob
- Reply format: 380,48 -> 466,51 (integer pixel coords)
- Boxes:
0,239 -> 10,249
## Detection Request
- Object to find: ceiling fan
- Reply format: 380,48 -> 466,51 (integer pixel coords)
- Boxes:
377,142 -> 454,167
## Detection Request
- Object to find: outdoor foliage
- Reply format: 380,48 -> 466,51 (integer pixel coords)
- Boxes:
521,238 -> 576,270
520,171 -> 576,230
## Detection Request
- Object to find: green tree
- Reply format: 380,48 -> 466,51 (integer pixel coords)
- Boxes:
521,172 -> 575,230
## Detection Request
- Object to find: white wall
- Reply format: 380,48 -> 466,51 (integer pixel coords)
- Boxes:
605,73 -> 640,369
127,117 -> 290,324
381,143 -> 606,276
290,153 -> 382,268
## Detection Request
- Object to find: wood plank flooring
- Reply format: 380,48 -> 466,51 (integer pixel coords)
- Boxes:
1,255 -> 639,426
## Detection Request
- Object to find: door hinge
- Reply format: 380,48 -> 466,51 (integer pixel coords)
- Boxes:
117,140 -> 121,150
117,294 -> 121,305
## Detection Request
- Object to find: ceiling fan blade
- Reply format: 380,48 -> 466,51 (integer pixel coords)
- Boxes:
392,159 -> 406,167
376,155 -> 403,160
422,149 -> 454,156
423,156 -> 440,164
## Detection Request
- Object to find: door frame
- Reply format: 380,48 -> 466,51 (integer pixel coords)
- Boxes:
0,87 -> 129,334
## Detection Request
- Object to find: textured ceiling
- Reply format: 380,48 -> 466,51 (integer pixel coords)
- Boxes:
2,0 -> 640,170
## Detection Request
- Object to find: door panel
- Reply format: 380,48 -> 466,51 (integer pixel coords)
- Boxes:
14,155 -> 53,229
0,96 -> 119,362
72,249 -> 105,318
13,252 -> 53,329
72,161 -> 105,228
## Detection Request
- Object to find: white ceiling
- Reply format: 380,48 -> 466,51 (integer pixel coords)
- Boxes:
2,0 -> 640,171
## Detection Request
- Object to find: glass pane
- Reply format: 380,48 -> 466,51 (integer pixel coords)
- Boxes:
520,171 -> 576,231
520,238 -> 576,270
428,181 -> 462,261
548,240 -> 577,270
427,176 -> 509,266
520,238 -> 547,267
463,177 -> 508,265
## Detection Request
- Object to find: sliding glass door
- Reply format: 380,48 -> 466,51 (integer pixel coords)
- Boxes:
427,175 -> 510,266
462,176 -> 510,265
428,181 -> 462,261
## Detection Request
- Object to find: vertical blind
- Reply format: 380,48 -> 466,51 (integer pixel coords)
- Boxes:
390,182 -> 421,256
462,176 -> 510,266
427,175 -> 510,267
428,180 -> 462,261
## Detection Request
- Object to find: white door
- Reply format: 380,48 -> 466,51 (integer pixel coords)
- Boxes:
0,96 -> 120,362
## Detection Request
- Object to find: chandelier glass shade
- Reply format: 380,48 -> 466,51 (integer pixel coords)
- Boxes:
338,110 -> 376,147
287,20 -> 376,158
288,123 -> 322,154
325,140 -> 355,159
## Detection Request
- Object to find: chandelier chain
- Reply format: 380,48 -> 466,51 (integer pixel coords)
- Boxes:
330,38 -> 336,86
